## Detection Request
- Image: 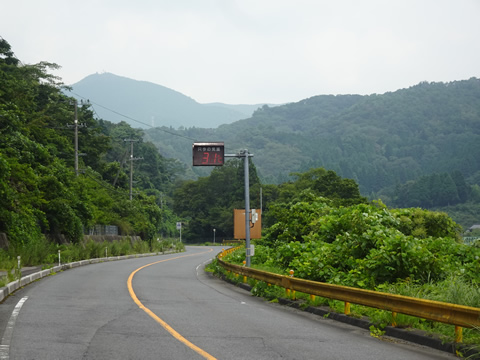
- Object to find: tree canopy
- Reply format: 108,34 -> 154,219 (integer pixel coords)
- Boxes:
145,78 -> 480,228
0,38 -> 183,247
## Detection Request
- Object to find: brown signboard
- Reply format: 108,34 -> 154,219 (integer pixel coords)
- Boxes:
233,209 -> 262,239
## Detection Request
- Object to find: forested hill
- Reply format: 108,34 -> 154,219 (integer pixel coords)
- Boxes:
0,38 -> 188,246
145,78 -> 480,199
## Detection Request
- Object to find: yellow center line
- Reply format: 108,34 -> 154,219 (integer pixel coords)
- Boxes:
127,248 -> 217,360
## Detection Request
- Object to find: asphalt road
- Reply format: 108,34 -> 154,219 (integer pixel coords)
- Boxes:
0,246 -> 457,359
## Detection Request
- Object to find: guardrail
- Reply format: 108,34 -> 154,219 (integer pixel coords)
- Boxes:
217,247 -> 480,343
222,240 -> 244,246
0,252 -> 177,303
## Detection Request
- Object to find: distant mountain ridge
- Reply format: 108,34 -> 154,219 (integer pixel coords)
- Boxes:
144,78 -> 480,194
67,73 -> 265,128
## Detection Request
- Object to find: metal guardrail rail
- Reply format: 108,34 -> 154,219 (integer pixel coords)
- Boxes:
217,247 -> 480,343
222,240 -> 244,246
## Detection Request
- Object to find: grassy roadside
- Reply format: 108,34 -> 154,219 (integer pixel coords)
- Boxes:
0,237 -> 184,287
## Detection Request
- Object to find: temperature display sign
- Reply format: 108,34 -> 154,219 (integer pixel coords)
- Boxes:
192,142 -> 224,166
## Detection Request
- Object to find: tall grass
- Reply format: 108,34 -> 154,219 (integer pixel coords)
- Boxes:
376,276 -> 480,308
0,252 -> 18,287
0,236 -> 184,287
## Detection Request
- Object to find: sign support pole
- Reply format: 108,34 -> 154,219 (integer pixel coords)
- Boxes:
194,145 -> 253,267
243,150 -> 251,267
225,150 -> 253,267
176,222 -> 182,243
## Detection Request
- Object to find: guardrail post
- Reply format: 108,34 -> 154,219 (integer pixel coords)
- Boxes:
242,260 -> 247,284
16,256 -> 21,279
310,294 -> 316,303
392,312 -> 397,327
344,301 -> 351,315
455,326 -> 463,343
289,270 -> 296,300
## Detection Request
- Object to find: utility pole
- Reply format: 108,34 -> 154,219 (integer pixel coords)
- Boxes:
260,186 -> 263,217
223,149 -> 254,266
124,139 -> 142,200
74,100 -> 78,176
70,99 -> 87,176
242,149 -> 252,267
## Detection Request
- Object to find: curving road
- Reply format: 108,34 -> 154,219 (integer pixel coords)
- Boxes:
0,246 -> 457,359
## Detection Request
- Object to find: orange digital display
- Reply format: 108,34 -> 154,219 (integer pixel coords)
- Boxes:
192,142 -> 224,166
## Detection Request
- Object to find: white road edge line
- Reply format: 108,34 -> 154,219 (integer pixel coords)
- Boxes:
0,296 -> 28,360
196,259 -> 212,274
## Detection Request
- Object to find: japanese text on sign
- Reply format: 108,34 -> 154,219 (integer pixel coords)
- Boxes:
192,142 -> 225,166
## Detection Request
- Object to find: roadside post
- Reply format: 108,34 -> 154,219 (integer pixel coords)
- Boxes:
176,222 -> 182,243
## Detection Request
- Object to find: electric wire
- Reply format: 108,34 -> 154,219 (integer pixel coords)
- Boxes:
70,91 -> 197,141
69,92 -> 241,154
83,170 -> 130,197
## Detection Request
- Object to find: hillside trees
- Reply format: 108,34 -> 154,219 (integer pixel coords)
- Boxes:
173,159 -> 261,242
388,171 -> 474,210
144,78 -> 480,230
262,168 -> 367,227
172,164 -> 366,242
0,38 -> 181,248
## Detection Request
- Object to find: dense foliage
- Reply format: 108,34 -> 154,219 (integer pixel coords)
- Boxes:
144,78 -> 480,228
241,168 -> 478,290
392,170 -> 469,208
258,196 -> 478,289
172,165 -> 366,242
0,38 -> 183,256
173,159 -> 262,242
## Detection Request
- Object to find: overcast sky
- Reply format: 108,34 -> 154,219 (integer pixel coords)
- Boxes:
2,0 -> 480,104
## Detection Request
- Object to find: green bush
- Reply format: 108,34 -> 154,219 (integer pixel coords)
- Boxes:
251,281 -> 284,301
260,197 -> 477,290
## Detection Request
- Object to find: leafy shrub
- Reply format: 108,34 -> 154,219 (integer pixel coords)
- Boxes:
391,207 -> 462,240
251,281 -> 284,301
260,195 -> 476,290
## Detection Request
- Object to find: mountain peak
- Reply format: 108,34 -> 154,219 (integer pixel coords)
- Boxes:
67,73 -> 257,129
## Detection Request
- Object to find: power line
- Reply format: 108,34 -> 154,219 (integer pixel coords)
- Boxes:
83,170 -> 128,197
67,92 -> 242,159
69,91 -> 197,141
